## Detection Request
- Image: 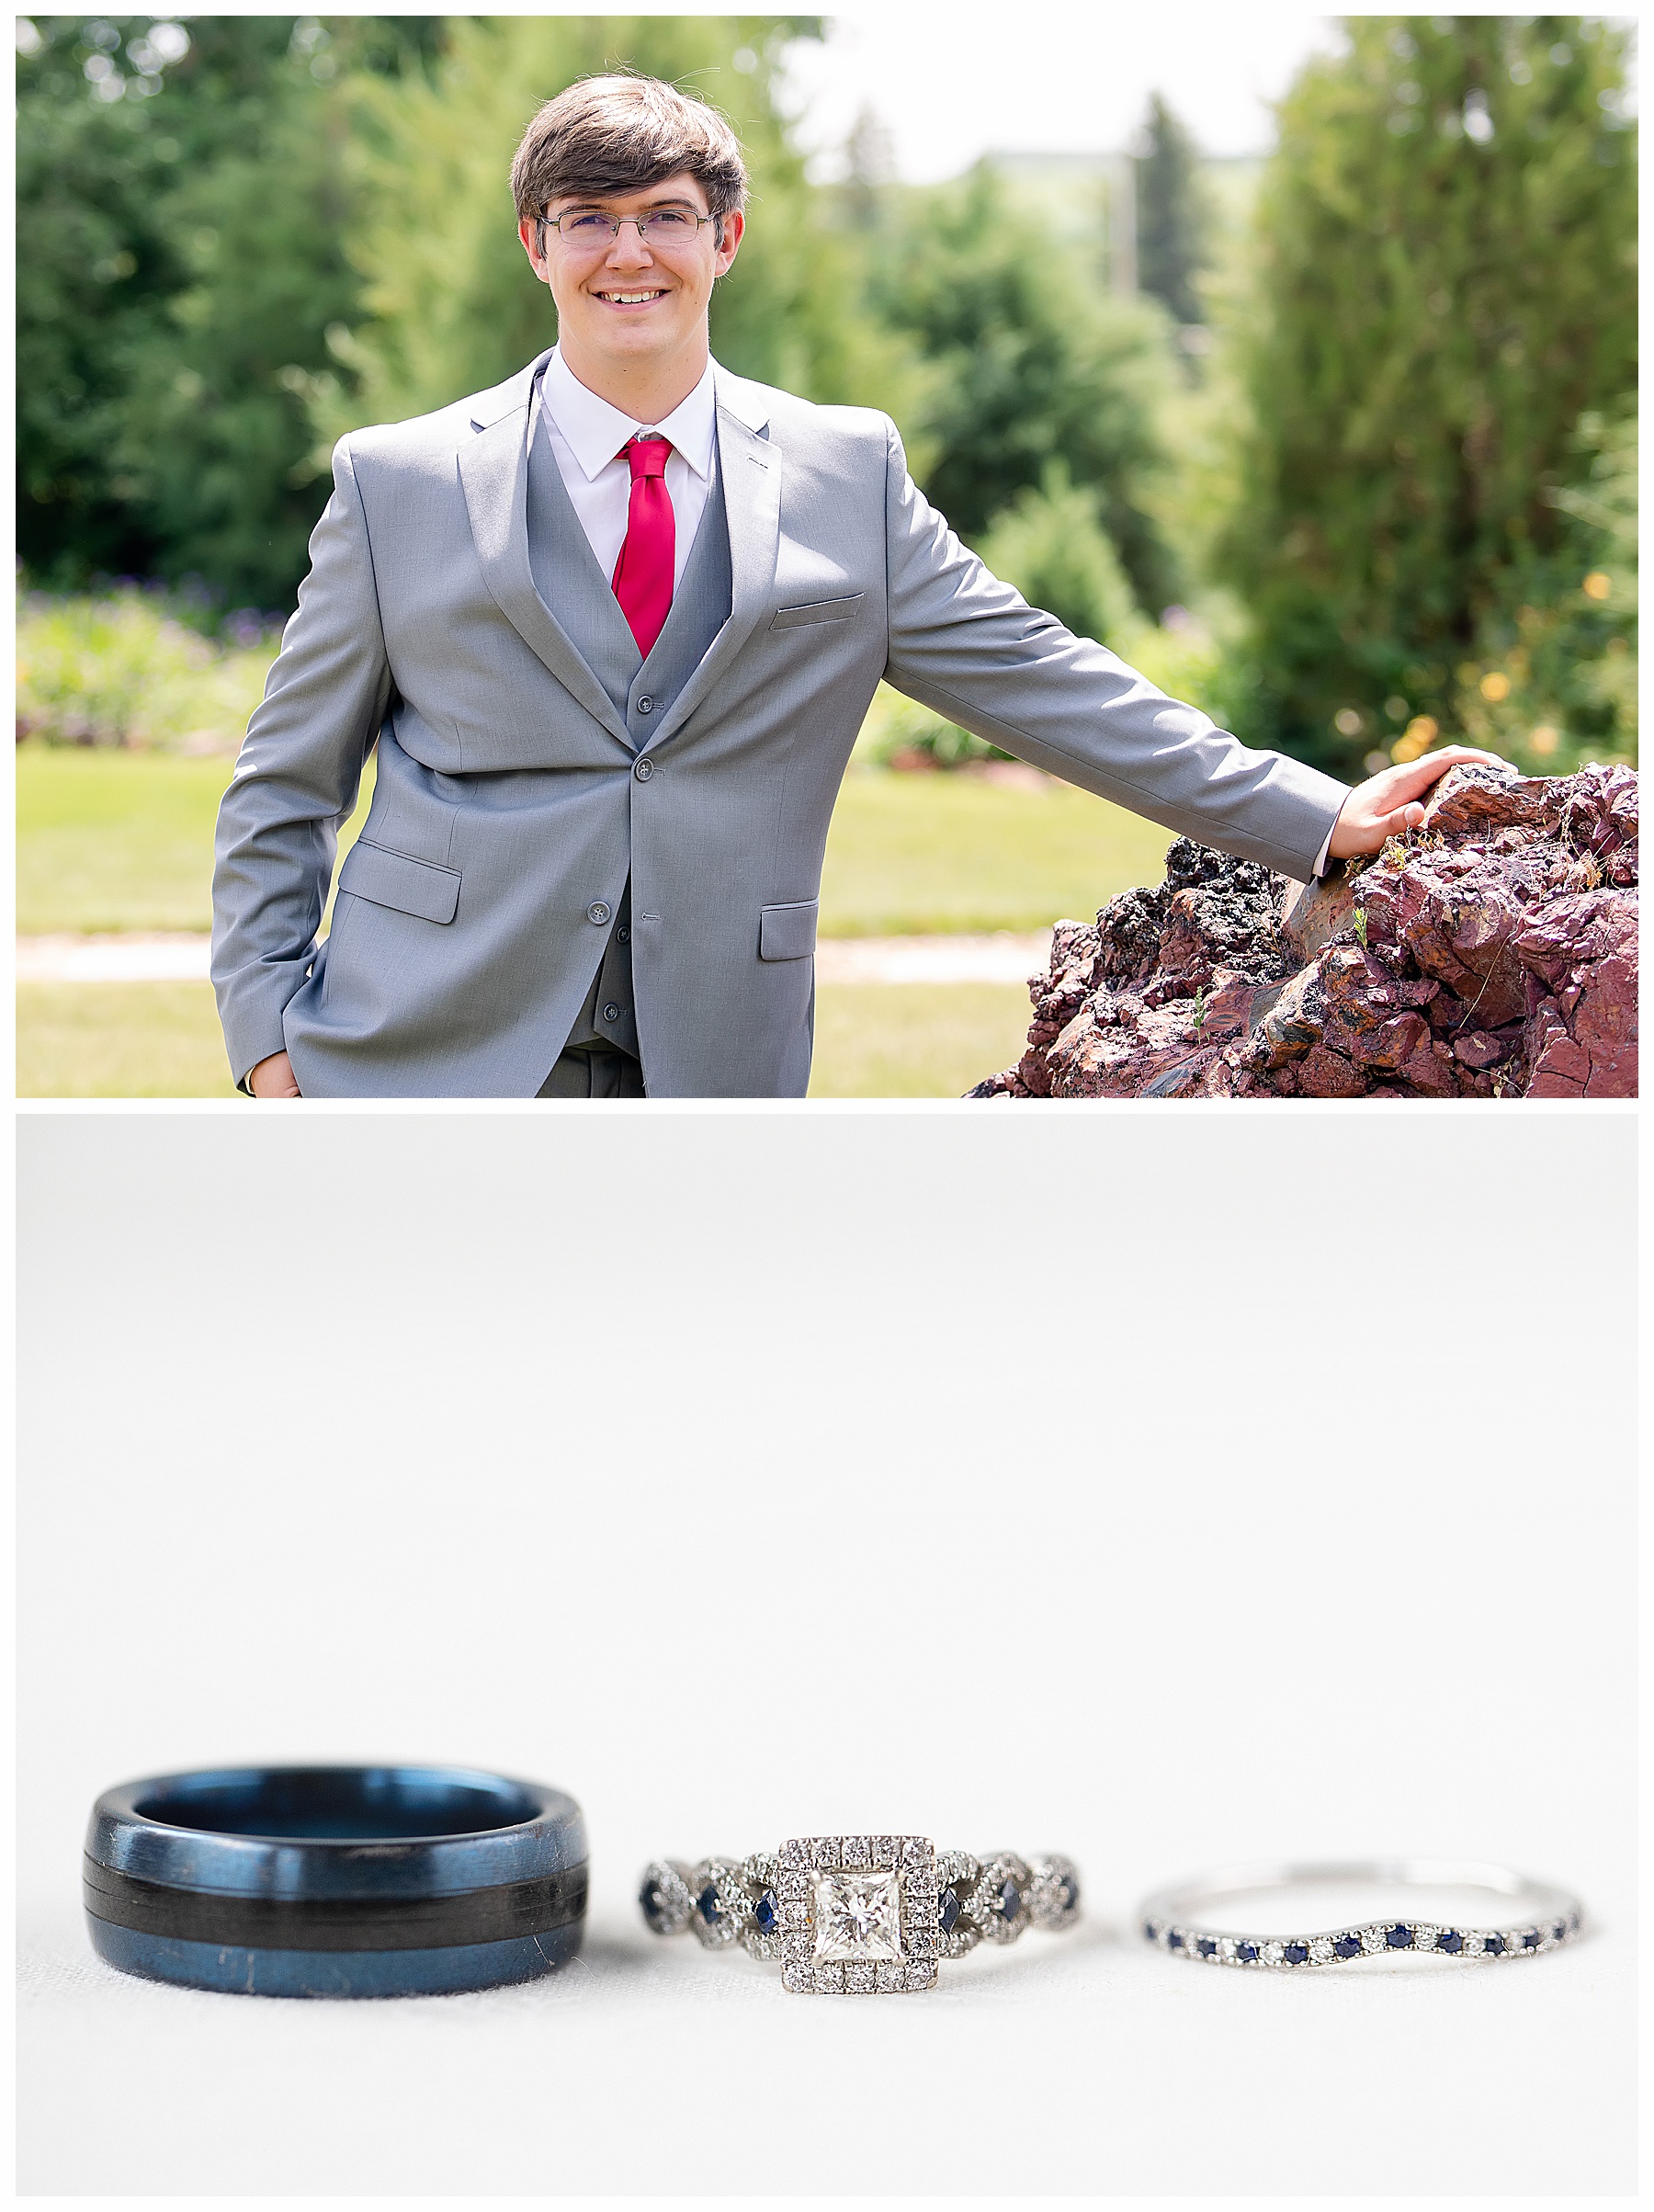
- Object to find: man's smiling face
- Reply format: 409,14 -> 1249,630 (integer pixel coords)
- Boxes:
519,172 -> 743,385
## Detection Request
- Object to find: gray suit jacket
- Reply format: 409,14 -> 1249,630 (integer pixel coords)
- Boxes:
211,348 -> 1349,1096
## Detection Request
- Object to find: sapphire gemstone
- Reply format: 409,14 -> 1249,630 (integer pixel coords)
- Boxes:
1196,1937 -> 1218,1958
1483,1933 -> 1505,1955
939,1887 -> 961,1935
1552,1923 -> 1568,1942
1386,1923 -> 1413,1949
1437,1929 -> 1464,1954
1283,1943 -> 1309,1965
1522,1930 -> 1541,1948
1059,1874 -> 1080,1913
1334,1934 -> 1363,1959
994,1877 -> 1022,1921
1236,1942 -> 1259,1963
1143,1920 -> 1159,1943
640,1877 -> 667,1930
753,1889 -> 778,1934
697,1884 -> 720,1925
1168,1929 -> 1185,1951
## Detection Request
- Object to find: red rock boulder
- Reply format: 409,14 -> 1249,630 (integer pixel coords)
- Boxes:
970,763 -> 1637,1100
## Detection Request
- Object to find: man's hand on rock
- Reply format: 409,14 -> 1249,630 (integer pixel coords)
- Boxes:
1328,744 -> 1507,859
247,1050 -> 301,1097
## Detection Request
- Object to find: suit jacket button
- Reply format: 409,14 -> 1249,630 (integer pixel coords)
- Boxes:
637,695 -> 654,714
602,1003 -> 621,1024
633,758 -> 653,781
586,902 -> 611,925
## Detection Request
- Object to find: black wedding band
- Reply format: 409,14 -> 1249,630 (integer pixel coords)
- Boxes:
85,1764 -> 587,1998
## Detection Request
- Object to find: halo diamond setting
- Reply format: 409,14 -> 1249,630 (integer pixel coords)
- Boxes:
641,1835 -> 1080,1994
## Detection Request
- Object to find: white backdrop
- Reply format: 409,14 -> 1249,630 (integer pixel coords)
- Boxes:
17,1108 -> 1637,2195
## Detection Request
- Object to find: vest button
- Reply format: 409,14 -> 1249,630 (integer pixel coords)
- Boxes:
602,1003 -> 621,1025
585,902 -> 611,926
617,925 -> 631,945
637,695 -> 654,714
633,757 -> 653,781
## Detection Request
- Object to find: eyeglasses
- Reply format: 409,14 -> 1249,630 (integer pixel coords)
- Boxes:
539,208 -> 717,249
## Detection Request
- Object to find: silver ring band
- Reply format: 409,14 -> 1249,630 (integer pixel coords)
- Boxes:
640,1834 -> 1081,1994
1139,1859 -> 1584,1968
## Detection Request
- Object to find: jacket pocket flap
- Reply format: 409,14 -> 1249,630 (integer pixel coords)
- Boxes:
337,840 -> 460,925
769,593 -> 864,630
759,899 -> 820,961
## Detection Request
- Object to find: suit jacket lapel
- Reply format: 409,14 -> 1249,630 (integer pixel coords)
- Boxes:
645,381 -> 780,752
456,364 -> 634,750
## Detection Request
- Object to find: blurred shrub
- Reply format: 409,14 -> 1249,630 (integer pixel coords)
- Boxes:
1116,608 -> 1236,728
16,588 -> 278,751
865,163 -> 1184,617
1446,407 -> 1637,772
852,686 -> 991,773
1227,16 -> 1637,776
974,466 -> 1139,648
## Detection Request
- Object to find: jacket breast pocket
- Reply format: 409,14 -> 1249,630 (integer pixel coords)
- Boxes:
769,593 -> 865,631
759,899 -> 820,962
336,839 -> 461,925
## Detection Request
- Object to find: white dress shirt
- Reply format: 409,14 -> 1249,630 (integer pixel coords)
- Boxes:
536,346 -> 1340,874
536,346 -> 717,591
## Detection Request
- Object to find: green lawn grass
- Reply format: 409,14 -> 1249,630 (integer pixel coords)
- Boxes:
18,751 -> 238,933
820,767 -> 1174,937
16,978 -> 1031,1099
17,746 -> 1172,938
17,982 -> 240,1097
807,981 -> 1029,1097
16,747 -> 377,936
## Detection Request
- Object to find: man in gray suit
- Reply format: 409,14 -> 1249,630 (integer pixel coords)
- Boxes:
213,75 -> 1492,1098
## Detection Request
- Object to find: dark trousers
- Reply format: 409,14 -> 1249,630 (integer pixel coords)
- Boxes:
537,1048 -> 646,1099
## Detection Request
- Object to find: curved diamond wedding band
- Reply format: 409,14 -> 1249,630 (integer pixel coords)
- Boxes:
640,1834 -> 1081,1994
1139,1859 -> 1583,1969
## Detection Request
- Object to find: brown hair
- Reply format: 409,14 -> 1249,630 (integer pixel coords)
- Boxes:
512,75 -> 749,237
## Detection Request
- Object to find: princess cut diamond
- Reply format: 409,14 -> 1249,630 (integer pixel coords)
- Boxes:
811,1866 -> 905,1963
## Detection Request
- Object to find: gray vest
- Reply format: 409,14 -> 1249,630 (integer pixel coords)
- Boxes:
525,396 -> 733,1061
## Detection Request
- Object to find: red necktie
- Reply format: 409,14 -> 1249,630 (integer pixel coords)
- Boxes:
611,435 -> 674,658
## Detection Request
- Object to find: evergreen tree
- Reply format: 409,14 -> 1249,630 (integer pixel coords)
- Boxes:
16,16 -> 440,607
867,164 -> 1184,616
1135,94 -> 1209,327
1227,16 -> 1636,774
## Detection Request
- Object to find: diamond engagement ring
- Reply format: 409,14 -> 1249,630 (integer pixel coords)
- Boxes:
640,1835 -> 1081,1994
1139,1859 -> 1584,1969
